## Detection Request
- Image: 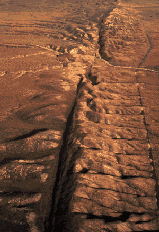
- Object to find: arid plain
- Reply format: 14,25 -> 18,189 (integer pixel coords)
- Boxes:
0,0 -> 159,231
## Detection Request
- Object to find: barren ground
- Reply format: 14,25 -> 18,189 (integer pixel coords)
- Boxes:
0,0 -> 159,231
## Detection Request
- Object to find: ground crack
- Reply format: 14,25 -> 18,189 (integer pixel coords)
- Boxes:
7,128 -> 48,142
86,211 -> 131,223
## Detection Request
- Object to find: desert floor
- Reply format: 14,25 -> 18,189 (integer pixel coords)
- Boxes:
0,0 -> 159,231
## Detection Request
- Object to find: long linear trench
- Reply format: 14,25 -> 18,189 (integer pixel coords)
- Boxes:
46,2 -> 159,232
0,1 -> 159,231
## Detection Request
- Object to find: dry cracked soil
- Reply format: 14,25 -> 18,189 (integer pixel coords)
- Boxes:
0,0 -> 159,231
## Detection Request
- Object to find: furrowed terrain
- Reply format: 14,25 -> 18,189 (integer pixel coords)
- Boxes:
0,0 -> 159,231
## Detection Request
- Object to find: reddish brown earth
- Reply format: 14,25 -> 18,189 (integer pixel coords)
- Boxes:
0,0 -> 159,231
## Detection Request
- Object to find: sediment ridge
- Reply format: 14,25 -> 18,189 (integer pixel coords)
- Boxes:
0,0 -> 159,231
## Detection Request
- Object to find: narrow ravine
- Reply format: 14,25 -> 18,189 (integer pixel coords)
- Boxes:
44,1 -> 159,231
0,0 -> 159,231
137,32 -> 153,68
